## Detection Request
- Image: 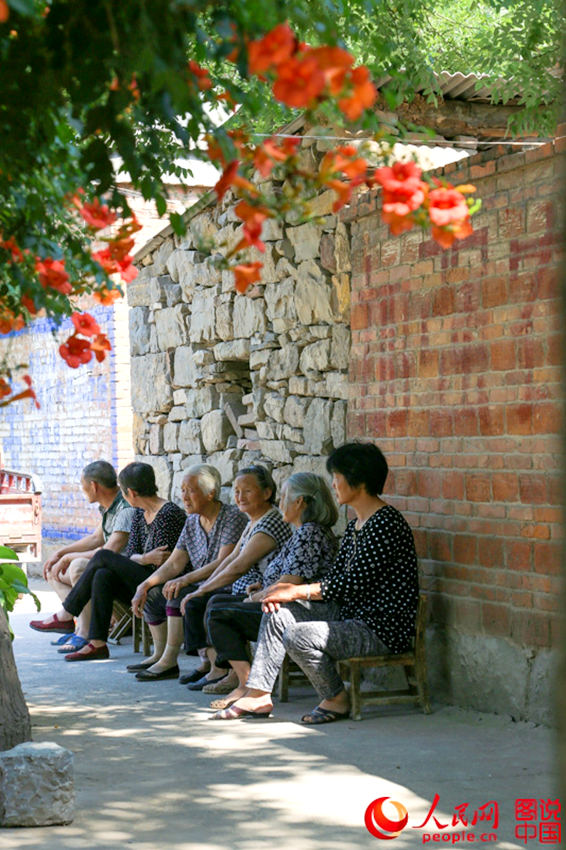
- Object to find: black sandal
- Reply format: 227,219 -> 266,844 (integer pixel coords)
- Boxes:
301,706 -> 349,725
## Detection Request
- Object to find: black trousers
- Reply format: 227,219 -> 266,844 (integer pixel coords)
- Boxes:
206,593 -> 263,667
182,586 -> 232,655
63,550 -> 152,642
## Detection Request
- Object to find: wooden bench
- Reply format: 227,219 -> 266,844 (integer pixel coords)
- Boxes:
276,593 -> 431,720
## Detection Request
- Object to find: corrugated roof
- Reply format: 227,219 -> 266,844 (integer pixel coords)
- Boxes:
376,70 -> 518,104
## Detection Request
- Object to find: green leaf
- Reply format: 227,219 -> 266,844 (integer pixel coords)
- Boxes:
0,545 -> 19,561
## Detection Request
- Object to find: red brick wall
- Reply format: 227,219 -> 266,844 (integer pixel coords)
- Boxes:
345,138 -> 563,654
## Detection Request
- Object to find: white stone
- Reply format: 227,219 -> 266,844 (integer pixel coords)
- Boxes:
152,240 -> 176,274
264,278 -> 296,332
325,371 -> 350,400
136,455 -> 172,499
334,221 -> 351,272
263,393 -> 285,423
250,349 -> 271,370
299,339 -> 331,373
155,304 -> 189,350
131,353 -> 173,414
258,439 -> 295,463
185,386 -> 219,418
127,278 -> 152,307
201,409 -> 233,453
129,307 -> 151,356
331,400 -> 347,447
330,324 -> 350,370
281,425 -> 303,443
216,297 -> 234,340
303,398 -> 333,454
233,296 -> 266,337
283,395 -> 311,428
178,419 -> 204,454
213,340 -> 250,361
189,290 -> 219,343
256,421 -> 276,439
163,422 -> 179,452
286,221 -> 322,261
149,424 -> 163,455
206,449 -> 240,485
0,742 -> 74,827
295,261 -> 334,325
269,345 -> 299,381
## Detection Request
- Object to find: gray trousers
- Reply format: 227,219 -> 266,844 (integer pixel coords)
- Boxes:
246,601 -> 390,700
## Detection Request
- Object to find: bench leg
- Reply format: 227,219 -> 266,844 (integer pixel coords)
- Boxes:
277,654 -> 290,703
348,662 -> 362,721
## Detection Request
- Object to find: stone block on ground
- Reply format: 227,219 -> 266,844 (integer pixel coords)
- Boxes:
0,741 -> 74,827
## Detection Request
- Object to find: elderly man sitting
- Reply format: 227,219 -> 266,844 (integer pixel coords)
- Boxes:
129,463 -> 248,680
30,460 -> 136,652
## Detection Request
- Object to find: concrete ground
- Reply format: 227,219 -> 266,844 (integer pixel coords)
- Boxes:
1,582 -> 558,850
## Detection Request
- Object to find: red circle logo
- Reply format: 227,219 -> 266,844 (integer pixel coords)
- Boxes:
365,797 -> 409,840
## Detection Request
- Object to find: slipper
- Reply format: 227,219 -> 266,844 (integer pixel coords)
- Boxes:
202,675 -> 238,694
135,665 -> 179,681
301,706 -> 349,725
127,660 -> 157,673
65,642 -> 110,662
209,696 -> 238,710
179,668 -> 211,685
57,634 -> 88,653
210,704 -> 271,720
186,675 -> 226,692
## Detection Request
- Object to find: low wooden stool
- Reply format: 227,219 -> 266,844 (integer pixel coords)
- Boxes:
338,593 -> 431,720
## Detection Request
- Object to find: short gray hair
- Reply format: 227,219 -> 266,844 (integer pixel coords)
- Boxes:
82,460 -> 117,489
283,472 -> 338,528
183,464 -> 221,499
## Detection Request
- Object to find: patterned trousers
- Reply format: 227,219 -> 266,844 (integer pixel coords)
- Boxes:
246,601 -> 390,700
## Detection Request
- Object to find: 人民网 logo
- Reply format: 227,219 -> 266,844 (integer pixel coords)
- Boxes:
365,797 -> 409,840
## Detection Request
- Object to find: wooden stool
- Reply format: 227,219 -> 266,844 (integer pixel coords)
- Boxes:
338,594 -> 431,720
108,601 -> 152,655
276,653 -> 310,702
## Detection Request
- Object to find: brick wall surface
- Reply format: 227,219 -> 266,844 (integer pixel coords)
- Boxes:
0,299 -> 133,541
345,139 -> 564,654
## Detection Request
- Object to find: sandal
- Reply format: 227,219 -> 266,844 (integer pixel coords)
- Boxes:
301,706 -> 349,725
209,696 -> 238,710
57,634 -> 88,654
210,704 -> 271,720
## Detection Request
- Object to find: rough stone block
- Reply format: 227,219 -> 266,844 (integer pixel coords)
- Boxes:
155,304 -> 189,350
178,419 -> 204,454
303,398 -> 333,454
269,345 -> 300,381
286,221 -> 322,261
263,393 -> 285,424
185,386 -> 219,418
201,410 -> 234,453
189,290 -> 219,343
330,324 -> 350,370
233,295 -> 266,337
129,307 -> 152,357
0,742 -> 74,827
163,422 -> 179,452
299,339 -> 331,373
295,261 -> 334,325
131,353 -> 173,415
283,395 -> 311,428
331,400 -> 347,447
213,340 -> 250,361
264,278 -> 296,332
137,455 -> 172,500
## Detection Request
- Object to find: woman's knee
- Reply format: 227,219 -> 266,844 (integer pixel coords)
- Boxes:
282,621 -> 327,653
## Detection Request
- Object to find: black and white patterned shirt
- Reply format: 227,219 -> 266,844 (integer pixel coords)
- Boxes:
320,505 -> 419,652
232,508 -> 292,595
175,503 -> 248,572
262,522 -> 338,588
125,502 -> 187,567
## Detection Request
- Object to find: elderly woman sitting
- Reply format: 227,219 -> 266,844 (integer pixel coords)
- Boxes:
37,462 -> 187,662
179,465 -> 291,691
205,472 -> 338,710
128,464 -> 248,680
212,442 -> 419,722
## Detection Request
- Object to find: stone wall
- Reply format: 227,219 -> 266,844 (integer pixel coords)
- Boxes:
345,138 -> 564,723
128,181 -> 351,509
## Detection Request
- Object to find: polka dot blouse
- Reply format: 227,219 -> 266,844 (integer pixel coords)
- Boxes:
319,504 -> 419,653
